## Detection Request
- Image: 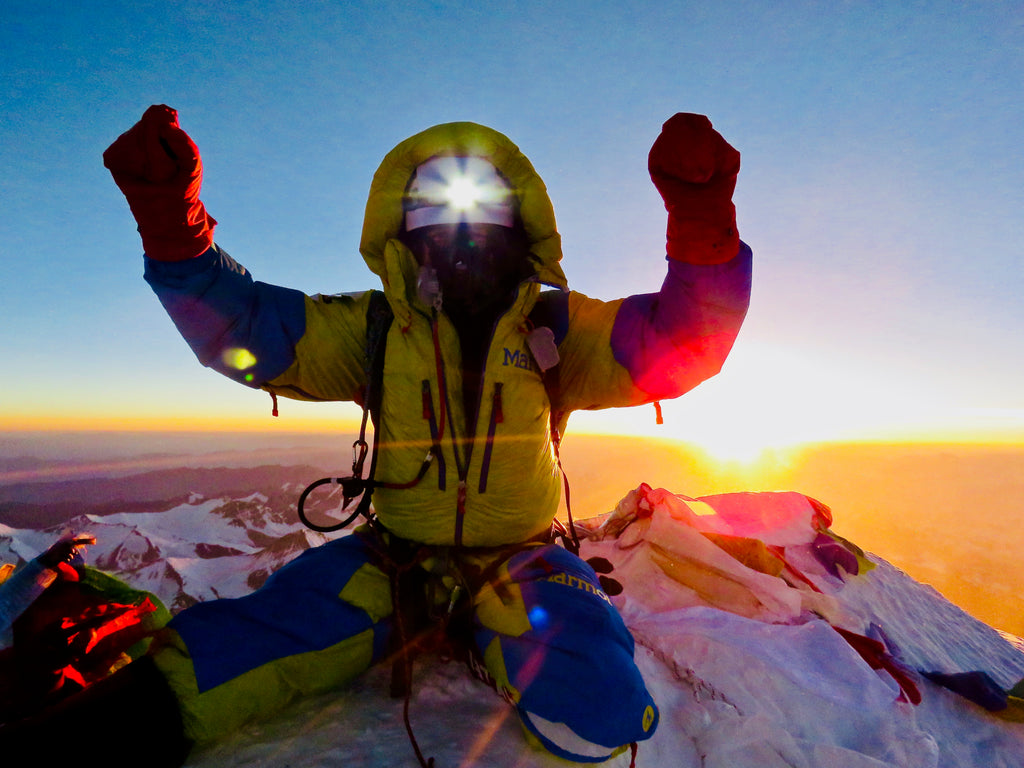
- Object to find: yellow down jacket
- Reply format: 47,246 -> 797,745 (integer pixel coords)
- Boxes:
145,121 -> 752,548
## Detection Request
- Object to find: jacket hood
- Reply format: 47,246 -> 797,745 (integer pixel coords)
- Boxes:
359,122 -> 567,323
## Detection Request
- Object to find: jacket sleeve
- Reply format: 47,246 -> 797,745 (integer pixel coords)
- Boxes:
555,242 -> 752,412
144,244 -> 368,402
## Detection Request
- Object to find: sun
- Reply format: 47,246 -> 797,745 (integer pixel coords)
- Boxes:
694,428 -> 788,465
670,341 -> 961,460
575,340 -> 952,462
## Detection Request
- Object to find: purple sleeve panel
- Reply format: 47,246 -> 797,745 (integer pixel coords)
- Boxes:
610,242 -> 752,400
143,245 -> 308,387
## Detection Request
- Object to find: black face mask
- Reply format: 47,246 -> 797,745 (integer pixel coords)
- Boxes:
401,222 -> 531,320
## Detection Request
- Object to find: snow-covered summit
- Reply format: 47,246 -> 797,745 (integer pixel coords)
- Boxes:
3,482 -> 1024,767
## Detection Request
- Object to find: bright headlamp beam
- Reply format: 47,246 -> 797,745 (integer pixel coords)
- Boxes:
443,176 -> 485,211
405,156 -> 516,230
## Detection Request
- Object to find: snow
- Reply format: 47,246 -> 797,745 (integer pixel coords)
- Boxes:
181,586 -> 1024,768
182,486 -> 1024,768
5,484 -> 1024,767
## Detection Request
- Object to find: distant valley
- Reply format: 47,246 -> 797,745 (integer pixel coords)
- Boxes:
0,464 -> 329,529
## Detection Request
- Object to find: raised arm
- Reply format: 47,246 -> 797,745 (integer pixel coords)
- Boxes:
557,114 -> 751,410
103,106 -> 358,397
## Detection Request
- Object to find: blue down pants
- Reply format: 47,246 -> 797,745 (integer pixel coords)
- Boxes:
151,532 -> 659,761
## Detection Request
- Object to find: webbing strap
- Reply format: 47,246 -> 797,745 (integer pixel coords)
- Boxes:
549,424 -> 580,554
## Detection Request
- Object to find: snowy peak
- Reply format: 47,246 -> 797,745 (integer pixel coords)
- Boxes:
0,473 -> 335,613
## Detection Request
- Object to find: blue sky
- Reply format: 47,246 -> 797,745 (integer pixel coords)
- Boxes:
2,1 -> 1022,454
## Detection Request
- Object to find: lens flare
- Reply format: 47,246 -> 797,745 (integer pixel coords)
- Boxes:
222,347 -> 257,371
528,605 -> 550,630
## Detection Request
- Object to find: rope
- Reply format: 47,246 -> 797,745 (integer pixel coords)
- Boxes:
387,553 -> 436,768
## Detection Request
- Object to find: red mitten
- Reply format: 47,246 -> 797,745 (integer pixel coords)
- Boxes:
103,105 -> 217,261
648,113 -> 740,264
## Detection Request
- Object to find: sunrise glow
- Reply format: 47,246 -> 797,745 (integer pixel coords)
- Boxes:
567,339 -> 1024,466
5,337 -> 1022,466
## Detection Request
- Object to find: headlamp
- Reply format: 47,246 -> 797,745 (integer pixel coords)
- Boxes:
405,156 -> 515,230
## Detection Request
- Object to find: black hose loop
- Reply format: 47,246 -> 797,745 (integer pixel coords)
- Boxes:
297,477 -> 363,532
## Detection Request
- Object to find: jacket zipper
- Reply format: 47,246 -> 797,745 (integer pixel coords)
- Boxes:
421,379 -> 446,490
477,382 -> 503,494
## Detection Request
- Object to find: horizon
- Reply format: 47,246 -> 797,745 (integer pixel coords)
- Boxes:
3,425 -> 1024,481
4,424 -> 1024,465
4,413 -> 1024,461
2,428 -> 1023,637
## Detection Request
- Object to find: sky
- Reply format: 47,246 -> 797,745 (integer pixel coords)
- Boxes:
2,0 -> 1022,460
